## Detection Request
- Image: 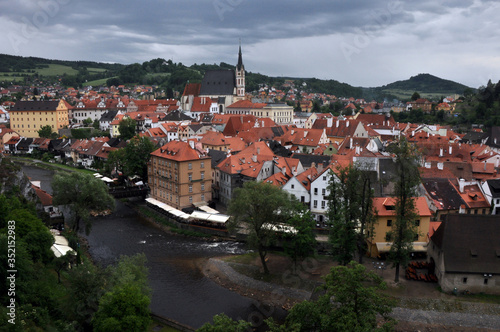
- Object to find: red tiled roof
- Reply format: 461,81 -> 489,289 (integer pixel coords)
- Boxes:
227,99 -> 267,109
373,197 -> 432,217
151,140 -> 209,162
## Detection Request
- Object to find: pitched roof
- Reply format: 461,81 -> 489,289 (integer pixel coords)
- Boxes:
431,214 -> 500,274
12,100 -> 61,111
151,140 -> 209,162
372,197 -> 432,217
199,69 -> 236,96
227,99 -> 267,109
182,83 -> 201,97
200,131 -> 228,147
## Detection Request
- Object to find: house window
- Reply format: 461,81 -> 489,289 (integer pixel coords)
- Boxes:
462,277 -> 468,284
385,232 -> 392,241
415,220 -> 420,226
201,171 -> 205,180
484,278 -> 489,285
189,185 -> 193,193
201,194 -> 205,201
188,173 -> 192,181
321,201 -> 326,209
414,234 -> 419,241
291,184 -> 295,189
323,176 -> 327,181
201,161 -> 204,168
322,188 -> 326,196
189,196 -> 193,204
188,163 -> 192,170
314,188 -> 318,195
201,183 -> 205,191
313,200 -> 318,208
387,220 -> 392,227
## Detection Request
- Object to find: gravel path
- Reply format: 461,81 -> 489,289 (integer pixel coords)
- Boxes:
209,258 -> 500,330
392,307 -> 500,330
208,258 -> 311,302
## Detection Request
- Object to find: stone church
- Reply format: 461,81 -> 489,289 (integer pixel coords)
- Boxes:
181,45 -> 246,113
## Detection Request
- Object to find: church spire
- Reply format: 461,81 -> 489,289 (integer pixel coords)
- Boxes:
237,39 -> 244,71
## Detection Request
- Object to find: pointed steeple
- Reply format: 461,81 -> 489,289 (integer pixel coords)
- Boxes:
237,39 -> 244,71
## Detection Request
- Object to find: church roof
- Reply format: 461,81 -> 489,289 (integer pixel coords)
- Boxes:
199,69 -> 236,96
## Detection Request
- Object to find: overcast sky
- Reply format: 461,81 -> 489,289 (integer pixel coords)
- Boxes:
1,0 -> 499,88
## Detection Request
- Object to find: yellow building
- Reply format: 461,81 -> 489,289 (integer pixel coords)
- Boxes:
367,197 -> 432,258
10,100 -> 70,138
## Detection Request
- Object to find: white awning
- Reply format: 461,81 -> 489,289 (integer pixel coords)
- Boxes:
100,176 -> 114,183
375,242 -> 428,253
262,223 -> 298,234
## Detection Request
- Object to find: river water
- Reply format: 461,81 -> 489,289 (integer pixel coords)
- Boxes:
21,165 -> 278,329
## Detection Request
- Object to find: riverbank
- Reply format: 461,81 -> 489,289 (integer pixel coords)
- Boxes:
199,253 -> 500,331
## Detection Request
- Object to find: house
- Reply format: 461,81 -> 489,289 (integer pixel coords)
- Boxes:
481,179 -> 500,215
0,125 -> 19,153
367,197 -> 432,258
148,140 -> 212,210
216,141 -> 276,206
226,100 -> 294,124
282,167 -> 319,206
427,214 -> 500,294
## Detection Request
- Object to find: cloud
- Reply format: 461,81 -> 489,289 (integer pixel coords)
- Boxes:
0,0 -> 498,89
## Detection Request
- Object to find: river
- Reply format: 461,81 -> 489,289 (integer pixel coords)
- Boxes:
21,165 -> 281,329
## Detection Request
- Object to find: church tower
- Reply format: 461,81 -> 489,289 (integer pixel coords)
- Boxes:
235,42 -> 245,99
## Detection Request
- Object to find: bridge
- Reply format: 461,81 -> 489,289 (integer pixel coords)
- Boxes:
109,185 -> 150,198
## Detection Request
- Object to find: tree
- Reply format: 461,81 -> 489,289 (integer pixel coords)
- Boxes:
122,136 -> 156,181
37,125 -> 53,138
52,172 -> 115,234
118,117 -> 137,140
285,262 -> 395,331
93,253 -> 151,332
105,147 -> 126,177
282,204 -> 317,272
82,117 -> 93,127
387,137 -> 421,283
327,164 -> 375,265
411,91 -> 420,101
197,314 -> 252,332
228,181 -> 294,274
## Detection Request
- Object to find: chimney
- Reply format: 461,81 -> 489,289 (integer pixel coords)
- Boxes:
439,148 -> 443,157
311,162 -> 316,169
459,178 -> 465,193
336,120 -> 339,128
189,140 -> 194,149
292,166 -> 297,176
304,131 -> 308,138
346,120 -> 350,128
355,145 -> 360,155
484,161 -> 487,171
282,166 -> 286,175
257,147 -> 260,154
449,145 -> 452,155
350,137 -> 353,149
291,129 -> 295,135
437,162 -> 443,170
317,162 -> 324,172
252,154 -> 257,163
412,130 -> 415,137
425,162 -> 431,169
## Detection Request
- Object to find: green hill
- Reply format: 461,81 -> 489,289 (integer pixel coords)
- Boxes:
0,54 -> 473,101
363,73 -> 472,101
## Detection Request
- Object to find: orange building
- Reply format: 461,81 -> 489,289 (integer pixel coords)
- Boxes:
148,140 -> 212,210
367,197 -> 432,258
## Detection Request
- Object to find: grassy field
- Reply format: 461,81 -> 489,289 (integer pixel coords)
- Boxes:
0,75 -> 25,83
83,77 -> 114,87
34,64 -> 79,76
382,89 -> 453,100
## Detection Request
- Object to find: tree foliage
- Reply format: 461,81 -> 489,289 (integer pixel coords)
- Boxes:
37,125 -> 54,138
118,117 -> 137,140
282,204 -> 317,271
197,313 -> 252,332
122,136 -> 156,181
327,164 -> 375,265
387,137 -> 421,283
93,254 -> 151,332
285,262 -> 395,331
228,181 -> 294,274
52,172 -> 115,234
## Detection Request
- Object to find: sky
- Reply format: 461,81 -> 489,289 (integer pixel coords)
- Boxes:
1,0 -> 499,89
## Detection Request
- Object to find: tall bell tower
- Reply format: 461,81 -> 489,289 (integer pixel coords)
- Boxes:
235,40 -> 245,99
